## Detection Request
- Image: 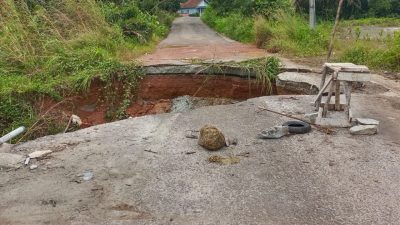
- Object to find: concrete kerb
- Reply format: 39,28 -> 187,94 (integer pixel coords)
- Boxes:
143,63 -> 316,79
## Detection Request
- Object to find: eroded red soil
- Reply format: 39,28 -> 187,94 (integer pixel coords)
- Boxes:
38,75 -> 271,127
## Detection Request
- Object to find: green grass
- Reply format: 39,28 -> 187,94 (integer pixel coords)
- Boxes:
343,17 -> 400,27
0,0 -> 173,140
340,32 -> 400,72
202,8 -> 254,43
202,9 -> 331,57
202,8 -> 400,73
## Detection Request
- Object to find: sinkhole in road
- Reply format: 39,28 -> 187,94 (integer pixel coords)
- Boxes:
70,74 -> 303,127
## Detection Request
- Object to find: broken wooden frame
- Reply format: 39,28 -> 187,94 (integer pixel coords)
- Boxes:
314,63 -> 371,123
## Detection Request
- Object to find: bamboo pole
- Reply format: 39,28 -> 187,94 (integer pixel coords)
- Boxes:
326,0 -> 345,62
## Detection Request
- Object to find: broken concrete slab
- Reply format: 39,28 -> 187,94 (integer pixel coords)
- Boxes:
350,125 -> 378,135
28,150 -> 52,159
2,94 -> 400,224
304,112 -> 318,124
0,153 -> 24,169
258,126 -> 290,139
276,72 -> 320,95
356,118 -> 380,126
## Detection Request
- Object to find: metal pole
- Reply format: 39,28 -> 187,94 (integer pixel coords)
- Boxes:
309,0 -> 316,29
0,126 -> 26,145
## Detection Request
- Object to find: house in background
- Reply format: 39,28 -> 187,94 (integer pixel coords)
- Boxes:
178,0 -> 208,16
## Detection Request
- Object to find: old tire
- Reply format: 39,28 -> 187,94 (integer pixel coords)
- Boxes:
282,121 -> 311,134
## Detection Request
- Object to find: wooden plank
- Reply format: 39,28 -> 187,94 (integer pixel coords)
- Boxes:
320,103 -> 345,111
315,67 -> 329,110
335,81 -> 341,111
337,72 -> 371,82
314,76 -> 333,108
325,63 -> 370,73
344,81 -> 352,121
323,80 -> 336,117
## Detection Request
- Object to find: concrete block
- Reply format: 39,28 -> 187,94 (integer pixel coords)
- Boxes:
350,125 -> 378,135
355,118 -> 380,126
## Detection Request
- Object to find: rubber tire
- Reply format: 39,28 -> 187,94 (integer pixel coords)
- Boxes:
282,121 -> 311,134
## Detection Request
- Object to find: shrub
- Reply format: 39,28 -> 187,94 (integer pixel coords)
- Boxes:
254,16 -> 272,48
341,32 -> 400,72
202,9 -> 254,43
0,0 -> 173,139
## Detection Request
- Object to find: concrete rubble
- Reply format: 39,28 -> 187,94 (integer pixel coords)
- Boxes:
350,125 -> 378,135
355,118 -> 380,125
258,125 -> 290,139
304,112 -> 318,124
71,115 -> 83,127
28,150 -> 52,159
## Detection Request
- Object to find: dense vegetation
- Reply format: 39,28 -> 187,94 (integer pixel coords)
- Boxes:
203,0 -> 400,71
0,0 -> 177,139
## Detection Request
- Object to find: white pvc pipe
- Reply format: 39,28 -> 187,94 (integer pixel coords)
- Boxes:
0,126 -> 26,144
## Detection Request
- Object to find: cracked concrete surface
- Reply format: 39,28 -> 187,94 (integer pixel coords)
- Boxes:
1,94 -> 400,225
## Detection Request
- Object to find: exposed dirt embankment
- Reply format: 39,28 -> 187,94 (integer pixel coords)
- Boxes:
138,75 -> 268,100
37,74 -> 273,129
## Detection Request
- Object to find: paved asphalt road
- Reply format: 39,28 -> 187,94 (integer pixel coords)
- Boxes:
140,17 -> 266,65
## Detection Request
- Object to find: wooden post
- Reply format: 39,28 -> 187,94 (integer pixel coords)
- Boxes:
326,0 -> 345,62
323,80 -> 336,117
335,81 -> 341,111
344,81 -> 352,121
315,65 -> 328,110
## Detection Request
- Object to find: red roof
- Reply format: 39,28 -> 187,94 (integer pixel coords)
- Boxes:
180,0 -> 204,9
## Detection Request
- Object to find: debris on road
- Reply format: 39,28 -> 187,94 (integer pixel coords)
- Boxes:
71,115 -> 83,126
283,121 -> 312,134
24,157 -> 30,165
236,152 -> 250,157
30,164 -> 38,170
225,137 -> 238,147
355,118 -> 380,126
171,95 -> 193,113
83,171 -> 94,181
185,130 -> 199,139
144,149 -> 159,154
0,126 -> 25,145
41,200 -> 57,207
208,155 -> 240,165
198,125 -> 226,151
28,150 -> 52,159
304,112 -> 318,124
0,153 -> 25,169
258,126 -> 289,139
350,125 -> 378,135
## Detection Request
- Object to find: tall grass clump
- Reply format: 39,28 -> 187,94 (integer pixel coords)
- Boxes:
202,7 -> 330,57
265,12 -> 330,56
0,0 -> 173,139
202,8 -> 254,43
254,16 -> 272,48
341,32 -> 400,72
